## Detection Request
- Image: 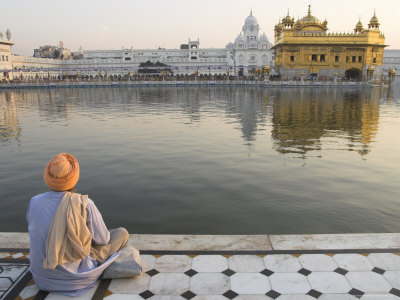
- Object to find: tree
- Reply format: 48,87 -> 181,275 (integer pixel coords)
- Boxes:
53,49 -> 60,59
138,60 -> 171,74
5,29 -> 11,41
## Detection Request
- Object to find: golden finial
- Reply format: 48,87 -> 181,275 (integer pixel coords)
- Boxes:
308,5 -> 311,15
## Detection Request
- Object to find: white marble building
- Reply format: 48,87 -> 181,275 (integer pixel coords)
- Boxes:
61,11 -> 274,77
0,38 -> 14,80
383,49 -> 400,82
0,11 -> 274,80
227,11 -> 274,76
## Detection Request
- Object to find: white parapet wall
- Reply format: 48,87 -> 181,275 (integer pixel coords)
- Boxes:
1,232 -> 400,251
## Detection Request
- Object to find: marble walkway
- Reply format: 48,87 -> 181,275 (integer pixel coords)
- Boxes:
1,233 -> 400,300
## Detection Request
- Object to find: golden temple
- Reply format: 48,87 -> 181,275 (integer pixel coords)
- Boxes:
272,6 -> 386,81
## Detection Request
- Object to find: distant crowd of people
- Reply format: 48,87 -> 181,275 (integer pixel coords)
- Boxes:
1,74 -> 379,83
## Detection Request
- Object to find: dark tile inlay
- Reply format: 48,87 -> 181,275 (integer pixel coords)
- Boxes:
139,290 -> 155,299
145,269 -> 159,277
298,268 -> 312,276
266,290 -> 281,299
222,269 -> 236,277
348,288 -> 364,297
372,267 -> 385,275
307,289 -> 323,298
181,290 -> 196,299
390,288 -> 400,297
260,269 -> 274,277
0,266 -> 3,273
184,269 -> 198,277
334,267 -> 348,275
223,290 -> 239,299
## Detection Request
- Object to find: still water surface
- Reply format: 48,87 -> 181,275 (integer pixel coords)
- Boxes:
0,87 -> 399,234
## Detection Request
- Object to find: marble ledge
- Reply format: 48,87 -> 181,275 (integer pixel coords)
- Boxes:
269,233 -> 400,250
128,234 -> 271,251
0,232 -> 30,249
1,232 -> 400,251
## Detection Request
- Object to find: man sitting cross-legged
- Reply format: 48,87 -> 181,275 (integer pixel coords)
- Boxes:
27,153 -> 133,296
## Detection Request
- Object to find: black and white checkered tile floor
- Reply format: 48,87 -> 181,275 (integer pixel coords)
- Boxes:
2,250 -> 400,299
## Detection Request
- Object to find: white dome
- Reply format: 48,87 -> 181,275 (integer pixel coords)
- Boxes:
235,33 -> 245,43
245,11 -> 258,26
226,42 -> 235,49
260,33 -> 267,42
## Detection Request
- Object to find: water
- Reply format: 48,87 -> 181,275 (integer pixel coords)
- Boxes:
1,86 -> 399,234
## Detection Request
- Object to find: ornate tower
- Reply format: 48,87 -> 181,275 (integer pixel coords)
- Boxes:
281,10 -> 294,29
242,10 -> 260,44
368,11 -> 380,30
354,18 -> 364,33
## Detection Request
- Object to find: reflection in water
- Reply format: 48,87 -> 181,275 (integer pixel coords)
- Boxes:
0,92 -> 21,143
0,86 -> 399,234
271,88 -> 380,158
0,87 -> 384,158
37,90 -> 73,122
386,84 -> 400,107
227,88 -> 269,144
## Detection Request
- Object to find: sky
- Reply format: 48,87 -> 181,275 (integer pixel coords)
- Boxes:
1,0 -> 399,56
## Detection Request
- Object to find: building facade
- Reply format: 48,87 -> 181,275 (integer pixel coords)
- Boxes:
2,8 -> 397,82
0,38 -> 14,80
226,10 -> 274,76
383,49 -> 400,82
272,6 -> 386,81
1,12 -> 273,80
33,42 -> 72,60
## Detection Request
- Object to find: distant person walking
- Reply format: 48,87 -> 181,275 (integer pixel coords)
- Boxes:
27,153 -> 129,295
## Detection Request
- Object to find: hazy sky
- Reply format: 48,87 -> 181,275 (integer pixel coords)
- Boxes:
2,0 -> 399,56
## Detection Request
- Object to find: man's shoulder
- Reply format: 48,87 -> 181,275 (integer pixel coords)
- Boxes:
30,191 -> 64,203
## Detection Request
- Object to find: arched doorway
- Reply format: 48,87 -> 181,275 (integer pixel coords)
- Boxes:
345,68 -> 362,81
238,67 -> 244,77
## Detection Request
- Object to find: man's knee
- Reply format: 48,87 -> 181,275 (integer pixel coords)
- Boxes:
111,227 -> 129,247
116,227 -> 129,239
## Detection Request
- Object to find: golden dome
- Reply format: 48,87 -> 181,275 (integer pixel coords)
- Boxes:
369,11 -> 380,29
295,5 -> 327,31
282,10 -> 294,24
355,17 -> 364,32
299,5 -> 321,25
370,12 -> 379,24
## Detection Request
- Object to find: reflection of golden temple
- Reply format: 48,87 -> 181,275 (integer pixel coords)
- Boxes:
0,91 -> 21,143
359,96 -> 380,156
271,89 -> 380,157
272,6 -> 386,81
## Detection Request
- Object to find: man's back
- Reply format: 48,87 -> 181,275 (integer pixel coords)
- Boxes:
27,191 -> 118,296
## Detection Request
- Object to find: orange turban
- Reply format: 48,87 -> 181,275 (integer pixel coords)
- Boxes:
43,153 -> 80,191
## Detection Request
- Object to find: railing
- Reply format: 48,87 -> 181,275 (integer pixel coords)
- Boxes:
0,80 -> 375,89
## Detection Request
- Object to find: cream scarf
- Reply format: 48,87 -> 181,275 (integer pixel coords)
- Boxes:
43,192 -> 95,269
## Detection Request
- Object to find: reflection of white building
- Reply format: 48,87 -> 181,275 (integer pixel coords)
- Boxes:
0,11 -> 274,80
